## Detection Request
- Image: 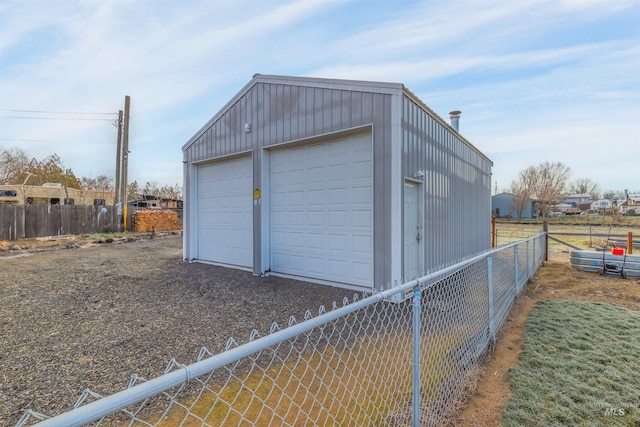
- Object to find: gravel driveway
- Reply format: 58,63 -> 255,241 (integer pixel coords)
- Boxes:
1,235 -> 354,424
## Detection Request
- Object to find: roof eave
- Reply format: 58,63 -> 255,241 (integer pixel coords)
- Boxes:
401,86 -> 493,166
182,76 -> 259,153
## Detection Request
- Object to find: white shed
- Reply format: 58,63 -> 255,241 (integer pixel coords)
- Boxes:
182,75 -> 492,292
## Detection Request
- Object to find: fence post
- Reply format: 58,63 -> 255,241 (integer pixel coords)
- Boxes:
492,215 -> 496,248
543,220 -> 549,261
514,245 -> 520,292
629,232 -> 633,255
412,283 -> 421,427
526,239 -> 530,279
487,255 -> 495,343
533,237 -> 536,271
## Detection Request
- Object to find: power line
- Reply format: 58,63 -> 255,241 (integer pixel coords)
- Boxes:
0,138 -> 115,144
0,108 -> 116,115
0,115 -> 114,122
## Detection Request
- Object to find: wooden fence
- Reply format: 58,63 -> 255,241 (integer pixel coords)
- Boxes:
0,205 -> 183,241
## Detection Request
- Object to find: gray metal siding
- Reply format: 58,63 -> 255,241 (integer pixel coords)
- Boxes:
184,80 -> 394,289
372,93 -> 392,291
185,84 -> 391,163
401,95 -> 491,273
184,76 -> 492,291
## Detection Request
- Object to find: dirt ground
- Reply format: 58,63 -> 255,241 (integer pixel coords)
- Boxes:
0,235 -> 354,425
3,228 -> 639,426
456,249 -> 640,426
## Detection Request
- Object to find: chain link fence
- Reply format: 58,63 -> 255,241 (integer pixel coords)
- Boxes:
17,233 -> 545,427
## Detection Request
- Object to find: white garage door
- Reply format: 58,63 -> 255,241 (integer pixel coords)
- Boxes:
196,155 -> 253,267
269,132 -> 373,288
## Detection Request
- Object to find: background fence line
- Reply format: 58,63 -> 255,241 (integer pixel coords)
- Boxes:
18,233 -> 545,427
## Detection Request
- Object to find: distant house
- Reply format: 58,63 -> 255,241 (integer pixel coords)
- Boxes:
588,195 -> 640,214
591,199 -> 612,210
156,197 -> 182,209
129,194 -> 183,209
564,193 -> 590,210
618,194 -> 640,214
492,192 -> 536,219
619,201 -> 635,215
555,203 -> 573,213
0,183 -> 115,206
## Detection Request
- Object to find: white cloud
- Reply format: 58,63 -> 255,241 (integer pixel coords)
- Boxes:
308,40 -> 629,86
0,0 -> 638,191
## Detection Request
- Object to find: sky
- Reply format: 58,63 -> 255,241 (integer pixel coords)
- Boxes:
0,0 -> 639,194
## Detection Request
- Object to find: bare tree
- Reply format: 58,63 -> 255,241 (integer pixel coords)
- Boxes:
159,183 -> 183,200
134,180 -> 182,200
141,181 -> 160,198
80,174 -> 114,204
509,176 -> 533,219
95,175 -> 114,192
602,190 -> 622,200
81,177 -> 97,190
568,178 -> 600,199
127,181 -> 142,201
527,162 -> 571,218
81,174 -> 114,191
0,147 -> 29,184
511,162 -> 571,218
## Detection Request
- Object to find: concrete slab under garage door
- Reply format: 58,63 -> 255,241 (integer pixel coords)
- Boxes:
269,132 -> 373,289
196,155 -> 253,268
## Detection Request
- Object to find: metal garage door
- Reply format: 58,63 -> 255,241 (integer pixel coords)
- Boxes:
196,155 -> 253,267
269,132 -> 373,288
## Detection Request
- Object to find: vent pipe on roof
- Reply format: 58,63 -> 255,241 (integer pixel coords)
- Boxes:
449,110 -> 461,132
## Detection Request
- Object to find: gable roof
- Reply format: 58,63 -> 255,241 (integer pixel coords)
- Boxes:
182,74 -> 490,163
183,74 -> 402,152
565,193 -> 590,199
492,192 -> 539,203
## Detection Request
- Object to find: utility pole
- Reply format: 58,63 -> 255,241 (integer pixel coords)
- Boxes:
114,109 -> 124,231
121,95 -> 131,231
114,110 -> 123,207
122,96 -> 131,230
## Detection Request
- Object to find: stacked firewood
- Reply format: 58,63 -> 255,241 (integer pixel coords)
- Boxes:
132,210 -> 181,232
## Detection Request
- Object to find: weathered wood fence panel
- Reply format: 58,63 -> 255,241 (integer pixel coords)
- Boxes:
0,204 -> 24,241
1,205 -> 118,240
1,205 -> 183,240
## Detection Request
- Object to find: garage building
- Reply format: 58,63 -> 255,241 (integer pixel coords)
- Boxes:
182,74 -> 492,292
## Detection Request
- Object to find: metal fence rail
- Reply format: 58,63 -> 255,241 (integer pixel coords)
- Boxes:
17,233 -> 545,427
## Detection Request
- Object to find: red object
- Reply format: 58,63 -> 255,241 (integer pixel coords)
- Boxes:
612,247 -> 625,256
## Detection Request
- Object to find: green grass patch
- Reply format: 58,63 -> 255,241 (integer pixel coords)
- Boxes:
503,300 -> 640,426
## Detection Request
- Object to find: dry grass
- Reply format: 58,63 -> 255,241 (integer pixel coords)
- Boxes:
142,329 -> 470,426
495,219 -> 640,251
